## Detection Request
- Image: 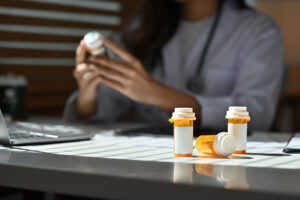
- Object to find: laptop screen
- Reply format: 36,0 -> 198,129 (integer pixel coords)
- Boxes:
0,110 -> 11,144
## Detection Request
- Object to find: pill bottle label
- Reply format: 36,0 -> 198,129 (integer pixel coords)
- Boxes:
174,126 -> 193,155
228,123 -> 247,152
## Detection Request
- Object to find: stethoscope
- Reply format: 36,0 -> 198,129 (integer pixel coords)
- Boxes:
186,1 -> 225,93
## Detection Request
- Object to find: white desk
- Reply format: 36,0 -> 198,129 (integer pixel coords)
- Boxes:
0,126 -> 298,200
12,131 -> 296,169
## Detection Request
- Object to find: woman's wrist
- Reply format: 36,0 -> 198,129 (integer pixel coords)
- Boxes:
147,81 -> 169,109
146,80 -> 201,123
147,81 -> 198,110
144,79 -> 171,109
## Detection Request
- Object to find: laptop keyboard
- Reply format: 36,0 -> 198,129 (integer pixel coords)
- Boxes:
8,128 -> 57,140
7,122 -> 85,142
9,132 -> 45,140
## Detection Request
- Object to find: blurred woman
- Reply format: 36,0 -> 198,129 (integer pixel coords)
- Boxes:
64,0 -> 283,132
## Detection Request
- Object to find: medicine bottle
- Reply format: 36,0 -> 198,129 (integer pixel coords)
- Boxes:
169,108 -> 196,157
196,132 -> 237,157
83,31 -> 105,56
225,107 -> 251,154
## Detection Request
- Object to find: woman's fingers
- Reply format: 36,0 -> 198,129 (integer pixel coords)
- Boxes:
82,71 -> 101,84
102,38 -> 141,67
89,76 -> 102,88
74,63 -> 89,80
76,62 -> 128,86
89,56 -> 134,77
76,40 -> 87,65
95,65 -> 129,84
76,62 -> 88,72
100,76 -> 124,93
82,71 -> 93,81
74,63 -> 99,81
74,67 -> 102,90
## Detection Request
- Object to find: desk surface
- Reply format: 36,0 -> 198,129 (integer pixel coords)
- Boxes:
0,119 -> 299,200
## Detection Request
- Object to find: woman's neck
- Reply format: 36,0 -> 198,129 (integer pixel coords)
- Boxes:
181,0 -> 218,21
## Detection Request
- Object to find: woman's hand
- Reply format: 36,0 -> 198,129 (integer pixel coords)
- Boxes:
88,38 -> 201,121
89,39 -> 156,104
74,40 -> 102,117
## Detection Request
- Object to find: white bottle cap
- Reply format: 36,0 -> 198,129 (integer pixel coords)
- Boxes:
214,132 -> 237,157
229,106 -> 247,112
83,31 -> 104,55
174,108 -> 193,113
171,107 -> 196,120
226,106 -> 249,118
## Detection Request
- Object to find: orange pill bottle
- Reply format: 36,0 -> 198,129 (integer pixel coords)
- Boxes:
225,107 -> 251,154
196,132 -> 237,157
169,108 -> 196,157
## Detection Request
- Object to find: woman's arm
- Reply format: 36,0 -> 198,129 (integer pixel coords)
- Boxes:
146,81 -> 201,121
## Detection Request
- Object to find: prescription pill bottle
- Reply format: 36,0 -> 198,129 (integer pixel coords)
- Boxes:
225,106 -> 251,154
84,31 -> 105,56
196,132 -> 237,157
169,108 -> 196,157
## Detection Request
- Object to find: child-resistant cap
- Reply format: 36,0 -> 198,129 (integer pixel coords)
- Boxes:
214,132 -> 237,157
171,107 -> 196,120
226,106 -> 249,118
229,106 -> 247,112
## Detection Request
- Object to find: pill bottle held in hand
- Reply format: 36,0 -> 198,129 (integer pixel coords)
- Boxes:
196,132 -> 237,157
225,106 -> 251,154
169,108 -> 196,157
84,31 -> 105,56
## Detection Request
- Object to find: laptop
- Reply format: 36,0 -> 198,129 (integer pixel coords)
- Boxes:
0,110 -> 94,145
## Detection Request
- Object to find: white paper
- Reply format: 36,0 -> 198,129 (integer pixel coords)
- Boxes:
0,131 -> 297,170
